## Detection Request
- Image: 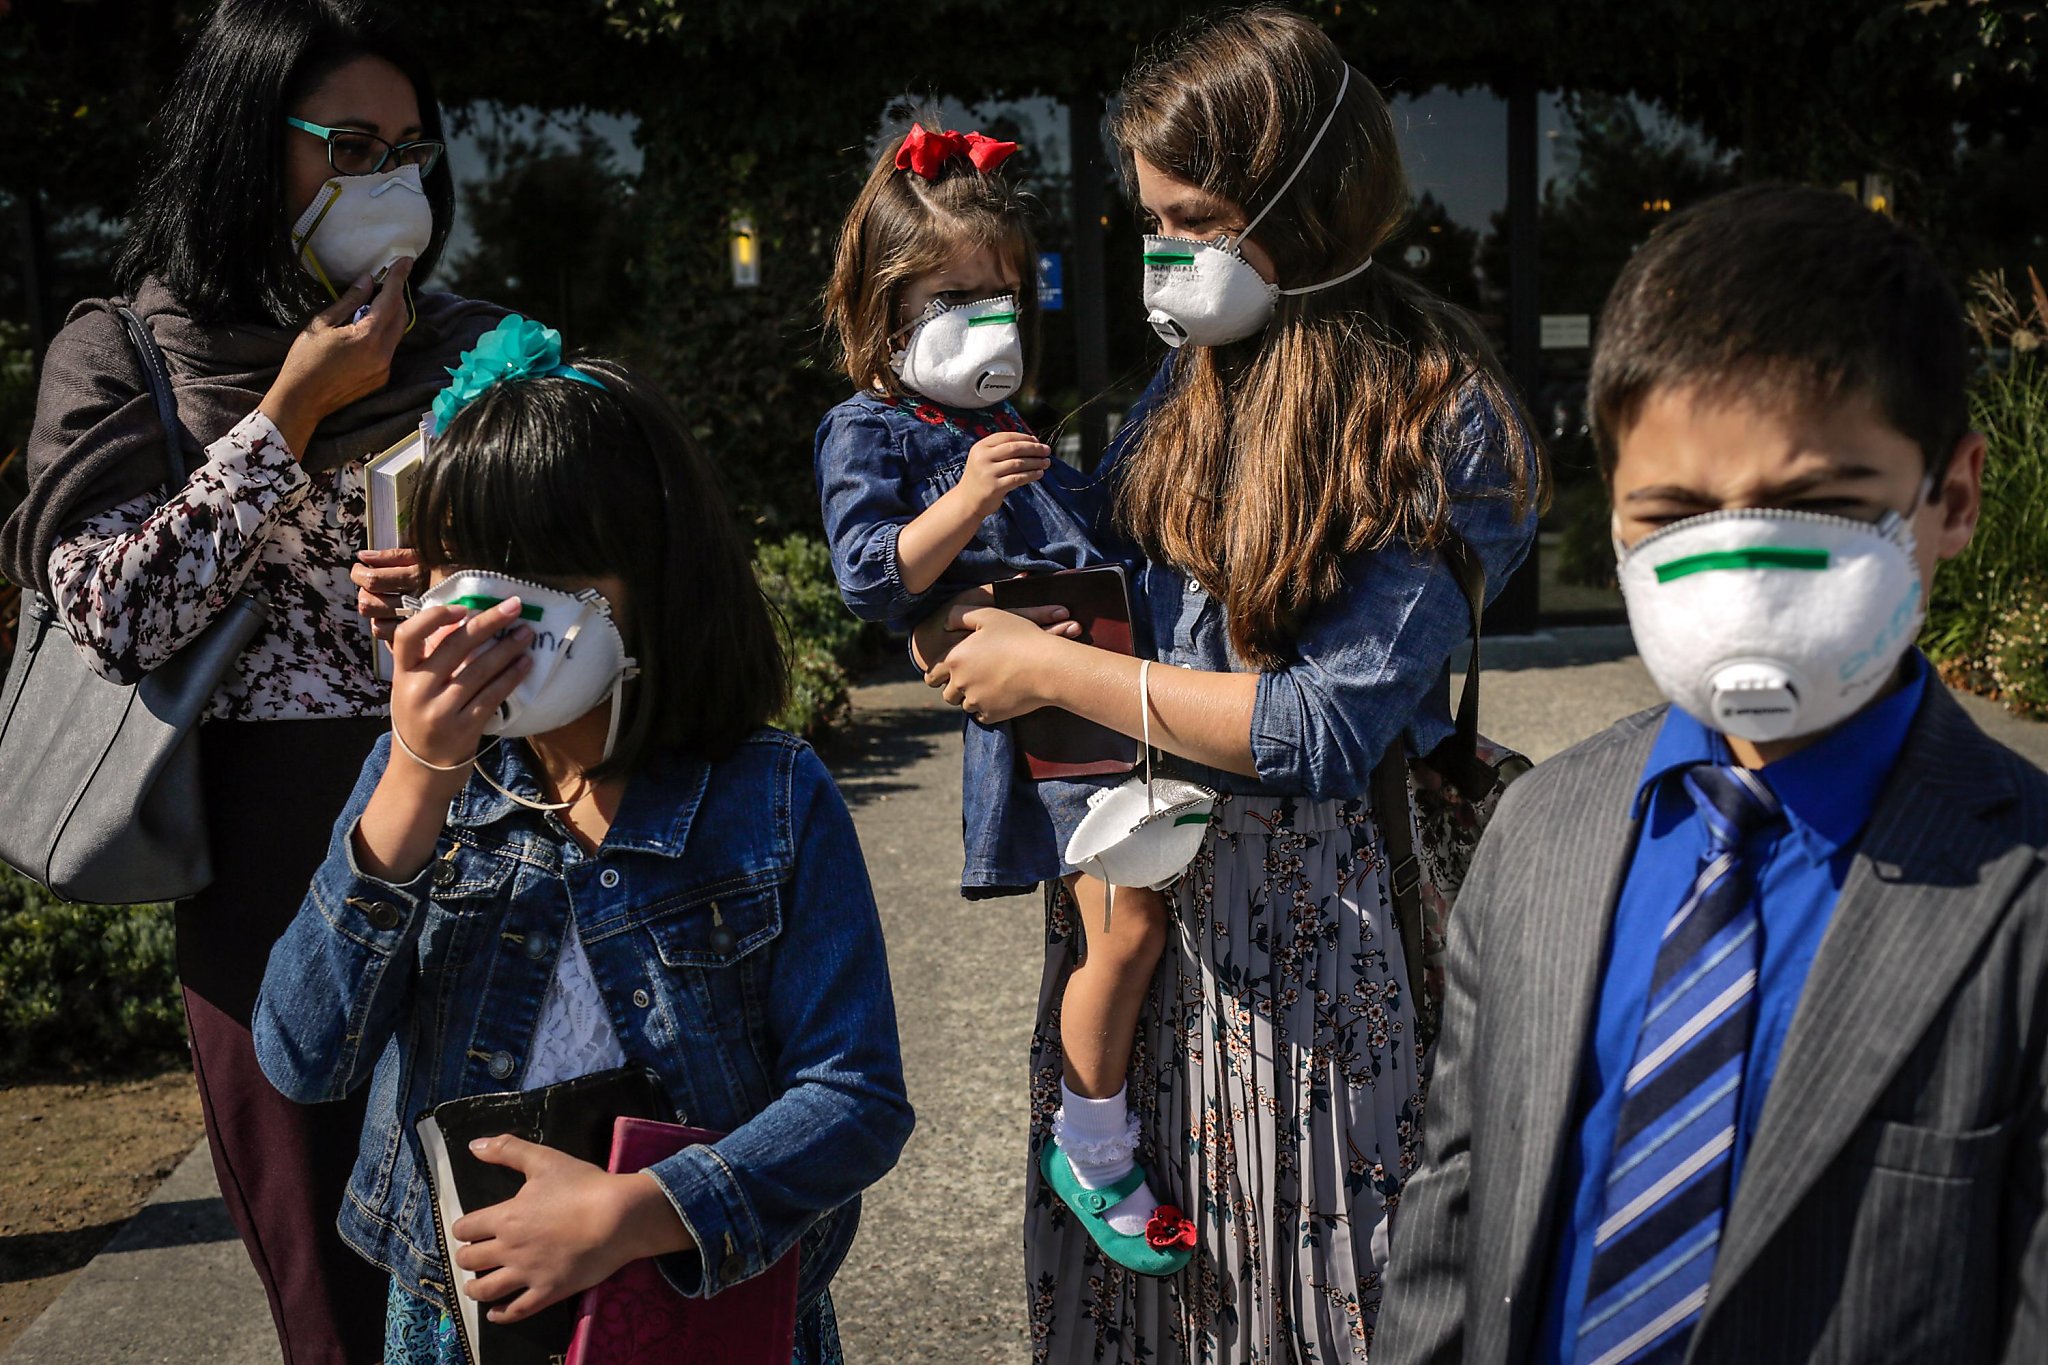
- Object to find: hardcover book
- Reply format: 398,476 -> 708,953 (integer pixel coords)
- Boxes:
565,1117 -> 800,1365
414,1067 -> 670,1365
991,565 -> 1140,780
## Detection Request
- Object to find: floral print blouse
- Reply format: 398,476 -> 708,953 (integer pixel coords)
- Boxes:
45,409 -> 386,721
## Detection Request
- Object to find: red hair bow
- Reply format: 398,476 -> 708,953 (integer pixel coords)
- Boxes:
895,123 -> 1019,180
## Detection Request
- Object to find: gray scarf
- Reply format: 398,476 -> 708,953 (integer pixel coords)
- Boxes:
1,276 -> 505,595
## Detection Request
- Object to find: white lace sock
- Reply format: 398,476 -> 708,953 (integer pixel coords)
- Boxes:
1054,1081 -> 1160,1236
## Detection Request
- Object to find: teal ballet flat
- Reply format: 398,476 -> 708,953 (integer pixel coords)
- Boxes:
1040,1141 -> 1195,1277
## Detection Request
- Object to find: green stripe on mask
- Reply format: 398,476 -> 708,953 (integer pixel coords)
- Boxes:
967,312 -> 1018,326
1144,252 -> 1197,266
449,594 -> 546,621
1173,812 -> 1211,827
1653,547 -> 1831,583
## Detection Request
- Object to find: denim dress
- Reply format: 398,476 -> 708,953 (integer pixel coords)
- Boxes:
814,390 -> 1134,895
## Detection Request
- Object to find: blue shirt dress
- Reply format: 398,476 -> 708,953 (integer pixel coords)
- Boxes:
813,390 -> 1135,894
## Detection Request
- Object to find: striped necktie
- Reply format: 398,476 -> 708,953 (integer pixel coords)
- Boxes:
1575,763 -> 1785,1365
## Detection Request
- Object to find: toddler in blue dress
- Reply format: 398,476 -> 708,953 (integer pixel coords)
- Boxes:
814,122 -> 1180,1260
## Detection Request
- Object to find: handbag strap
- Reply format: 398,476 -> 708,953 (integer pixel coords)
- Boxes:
113,304 -> 189,488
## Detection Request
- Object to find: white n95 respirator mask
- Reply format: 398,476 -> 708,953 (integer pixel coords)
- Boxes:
1140,64 -> 1374,349
1617,505 -> 1926,743
289,163 -> 433,298
409,572 -> 639,759
891,293 -> 1025,409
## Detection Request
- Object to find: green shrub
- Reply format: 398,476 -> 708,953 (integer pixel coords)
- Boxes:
0,867 -> 184,1080
753,532 -> 872,741
1924,355 -> 2048,714
1987,579 -> 2048,719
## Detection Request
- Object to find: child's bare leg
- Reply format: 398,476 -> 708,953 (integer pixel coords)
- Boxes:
1060,873 -> 1169,1098
1052,872 -> 1172,1237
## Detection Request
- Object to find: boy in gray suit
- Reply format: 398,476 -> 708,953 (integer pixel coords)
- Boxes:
1376,184 -> 2046,1364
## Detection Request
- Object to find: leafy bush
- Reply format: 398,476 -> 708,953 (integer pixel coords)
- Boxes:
1925,272 -> 2048,717
1987,580 -> 2048,719
0,867 -> 184,1080
754,532 -> 872,741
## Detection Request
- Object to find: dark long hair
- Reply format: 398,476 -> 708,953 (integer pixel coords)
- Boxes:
410,358 -> 788,773
116,0 -> 455,326
1111,6 -> 1541,667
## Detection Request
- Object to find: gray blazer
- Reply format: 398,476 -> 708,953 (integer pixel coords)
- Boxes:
1376,684 -> 2048,1364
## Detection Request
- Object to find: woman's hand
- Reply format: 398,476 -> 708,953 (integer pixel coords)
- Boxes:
924,605 -> 1067,723
451,1135 -> 695,1323
259,256 -> 414,459
353,547 -> 423,644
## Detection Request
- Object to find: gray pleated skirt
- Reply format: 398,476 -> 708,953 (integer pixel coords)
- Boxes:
1023,793 -> 1425,1365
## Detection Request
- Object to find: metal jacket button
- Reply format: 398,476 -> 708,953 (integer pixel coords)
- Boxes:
487,1051 -> 516,1080
599,868 -> 621,889
365,901 -> 400,930
432,860 -> 458,888
633,988 -> 651,1009
525,935 -> 550,961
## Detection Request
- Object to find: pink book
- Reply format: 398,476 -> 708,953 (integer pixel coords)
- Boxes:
565,1118 -> 800,1365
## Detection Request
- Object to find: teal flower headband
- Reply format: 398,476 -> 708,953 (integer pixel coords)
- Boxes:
431,314 -> 605,430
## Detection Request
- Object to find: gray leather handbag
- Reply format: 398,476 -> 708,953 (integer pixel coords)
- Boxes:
0,306 -> 268,904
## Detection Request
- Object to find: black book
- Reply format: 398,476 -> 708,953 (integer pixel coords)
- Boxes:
414,1066 -> 672,1365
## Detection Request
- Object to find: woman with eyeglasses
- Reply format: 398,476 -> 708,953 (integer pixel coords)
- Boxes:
0,2 -> 504,1358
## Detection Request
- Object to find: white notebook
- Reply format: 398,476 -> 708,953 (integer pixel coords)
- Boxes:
363,415 -> 431,681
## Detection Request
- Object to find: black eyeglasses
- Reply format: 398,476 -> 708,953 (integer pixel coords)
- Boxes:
286,118 -> 445,177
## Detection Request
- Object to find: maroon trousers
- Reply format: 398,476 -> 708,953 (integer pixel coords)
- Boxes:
179,716 -> 390,1365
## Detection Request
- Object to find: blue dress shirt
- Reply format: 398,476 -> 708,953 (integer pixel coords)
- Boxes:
1534,652 -> 1930,1363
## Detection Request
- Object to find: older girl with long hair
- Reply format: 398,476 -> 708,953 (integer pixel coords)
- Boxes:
920,9 -> 1542,1360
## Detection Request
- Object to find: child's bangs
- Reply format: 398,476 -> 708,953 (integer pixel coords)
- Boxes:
410,373 -> 663,582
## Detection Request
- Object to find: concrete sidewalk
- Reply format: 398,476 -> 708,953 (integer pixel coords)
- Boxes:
8,632 -> 2042,1362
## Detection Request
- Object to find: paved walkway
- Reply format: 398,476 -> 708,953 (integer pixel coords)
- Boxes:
7,631 -> 2042,1362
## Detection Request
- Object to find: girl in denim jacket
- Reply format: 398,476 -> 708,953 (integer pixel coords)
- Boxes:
254,324 -> 912,1364
815,121 -> 1183,1268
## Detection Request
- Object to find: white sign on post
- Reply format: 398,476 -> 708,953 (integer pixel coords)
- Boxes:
1540,314 -> 1591,349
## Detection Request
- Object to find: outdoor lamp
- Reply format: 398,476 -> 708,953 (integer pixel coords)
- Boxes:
731,218 -> 760,288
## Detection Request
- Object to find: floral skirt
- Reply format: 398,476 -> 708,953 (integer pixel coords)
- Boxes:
1023,794 -> 1426,1365
383,1276 -> 845,1365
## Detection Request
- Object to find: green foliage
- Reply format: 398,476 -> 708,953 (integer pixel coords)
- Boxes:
753,533 -> 872,740
755,532 -> 864,664
0,868 -> 183,1081
441,113 -> 649,360
1923,271 -> 2048,715
1987,579 -> 2048,718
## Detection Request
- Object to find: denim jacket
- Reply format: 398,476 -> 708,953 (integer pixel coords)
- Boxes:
253,729 -> 913,1315
813,390 -> 1136,893
1108,358 -> 1539,798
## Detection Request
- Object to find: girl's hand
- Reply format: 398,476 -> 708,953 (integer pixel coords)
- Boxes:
908,583 -> 1081,672
451,1135 -> 695,1323
924,605 -> 1064,723
352,546 -> 424,645
388,597 -> 534,769
259,256 -> 414,458
958,431 -> 1051,518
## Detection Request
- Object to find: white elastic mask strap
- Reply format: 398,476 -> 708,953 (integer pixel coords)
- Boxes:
1278,254 -> 1374,298
1239,63 -> 1352,242
1139,659 -> 1154,813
